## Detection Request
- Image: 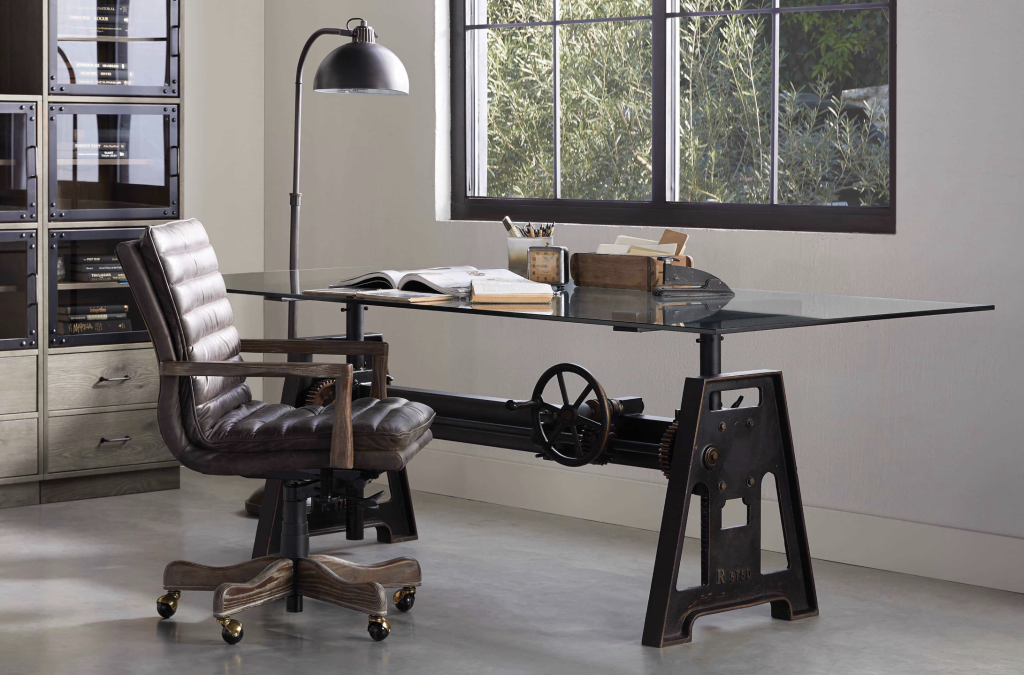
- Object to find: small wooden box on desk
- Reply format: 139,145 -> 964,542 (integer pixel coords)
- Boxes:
569,253 -> 694,291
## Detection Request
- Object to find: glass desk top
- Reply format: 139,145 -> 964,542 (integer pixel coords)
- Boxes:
222,268 -> 994,336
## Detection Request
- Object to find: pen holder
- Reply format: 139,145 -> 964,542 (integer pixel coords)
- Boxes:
508,236 -> 553,277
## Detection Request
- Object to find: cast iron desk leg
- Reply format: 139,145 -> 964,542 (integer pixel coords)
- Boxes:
251,302 -> 418,558
641,335 -> 818,647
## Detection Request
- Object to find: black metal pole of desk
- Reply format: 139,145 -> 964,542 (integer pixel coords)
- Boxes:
698,334 -> 723,409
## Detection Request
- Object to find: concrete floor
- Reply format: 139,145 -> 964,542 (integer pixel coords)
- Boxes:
0,471 -> 1021,675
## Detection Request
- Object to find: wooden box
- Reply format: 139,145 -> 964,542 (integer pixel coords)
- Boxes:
570,253 -> 693,291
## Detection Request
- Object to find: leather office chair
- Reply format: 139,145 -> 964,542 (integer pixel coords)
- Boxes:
116,219 -> 435,644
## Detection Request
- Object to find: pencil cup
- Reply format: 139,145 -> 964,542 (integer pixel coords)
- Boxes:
507,236 -> 553,277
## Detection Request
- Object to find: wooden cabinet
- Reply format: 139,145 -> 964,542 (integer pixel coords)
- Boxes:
0,355 -> 37,415
48,348 -> 159,410
48,408 -> 171,473
0,418 -> 38,478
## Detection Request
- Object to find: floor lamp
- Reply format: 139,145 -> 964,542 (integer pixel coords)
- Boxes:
287,18 -> 409,339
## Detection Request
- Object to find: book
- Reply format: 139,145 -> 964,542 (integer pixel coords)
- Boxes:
71,263 -> 123,273
57,319 -> 133,335
470,279 -> 554,305
71,271 -> 127,282
303,288 -> 454,304
68,254 -> 120,264
58,304 -> 129,315
331,266 -> 527,297
60,313 -> 129,321
596,243 -> 679,256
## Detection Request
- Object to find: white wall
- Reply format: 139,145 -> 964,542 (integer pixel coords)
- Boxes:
183,0 -> 266,393
261,1 -> 1023,587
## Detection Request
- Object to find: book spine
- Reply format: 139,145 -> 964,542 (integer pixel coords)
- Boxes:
61,313 -> 128,321
57,320 -> 133,335
71,263 -> 123,272
72,272 -> 127,282
69,254 -> 119,264
57,304 -> 129,315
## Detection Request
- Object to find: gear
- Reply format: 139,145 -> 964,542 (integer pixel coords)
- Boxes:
658,421 -> 679,478
305,379 -> 336,407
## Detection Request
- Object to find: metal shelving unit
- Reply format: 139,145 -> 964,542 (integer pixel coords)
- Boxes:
0,0 -> 184,509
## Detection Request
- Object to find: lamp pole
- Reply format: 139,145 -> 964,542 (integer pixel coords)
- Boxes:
284,19 -> 408,340
288,27 -> 349,339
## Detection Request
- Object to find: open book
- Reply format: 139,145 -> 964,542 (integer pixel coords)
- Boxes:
331,266 -> 526,296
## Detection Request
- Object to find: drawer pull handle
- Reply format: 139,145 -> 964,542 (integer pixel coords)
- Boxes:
98,374 -> 132,383
100,436 -> 132,444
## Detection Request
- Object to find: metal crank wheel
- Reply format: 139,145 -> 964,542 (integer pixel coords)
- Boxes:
507,363 -> 611,467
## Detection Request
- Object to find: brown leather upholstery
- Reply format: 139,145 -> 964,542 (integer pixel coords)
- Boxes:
116,218 -> 433,476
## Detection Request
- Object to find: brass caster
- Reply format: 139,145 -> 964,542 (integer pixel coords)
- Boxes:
393,587 -> 416,612
157,590 -> 180,619
367,615 -> 390,642
217,617 -> 244,645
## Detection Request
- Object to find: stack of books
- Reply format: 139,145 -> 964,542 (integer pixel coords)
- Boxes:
56,304 -> 133,336
68,254 -> 127,283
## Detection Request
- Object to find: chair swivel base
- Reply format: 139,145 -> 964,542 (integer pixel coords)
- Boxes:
156,555 -> 421,644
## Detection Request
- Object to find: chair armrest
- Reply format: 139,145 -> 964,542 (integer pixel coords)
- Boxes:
239,339 -> 387,357
161,360 -> 352,380
238,339 -> 388,400
160,360 -> 355,469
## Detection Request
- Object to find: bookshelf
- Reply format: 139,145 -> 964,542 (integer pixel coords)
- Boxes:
0,0 -> 184,510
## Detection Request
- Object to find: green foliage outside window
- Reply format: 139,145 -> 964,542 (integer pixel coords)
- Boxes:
478,0 -> 889,207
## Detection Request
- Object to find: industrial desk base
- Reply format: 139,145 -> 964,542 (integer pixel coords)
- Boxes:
250,330 -> 817,647
225,272 -> 989,648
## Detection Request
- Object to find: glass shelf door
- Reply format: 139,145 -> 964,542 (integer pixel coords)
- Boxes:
49,228 -> 149,347
0,230 -> 38,351
48,104 -> 178,222
49,0 -> 180,97
0,103 -> 38,224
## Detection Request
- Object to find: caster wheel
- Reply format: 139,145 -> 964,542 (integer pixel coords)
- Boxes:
156,591 -> 180,619
393,587 -> 416,613
218,618 -> 244,645
368,616 -> 390,642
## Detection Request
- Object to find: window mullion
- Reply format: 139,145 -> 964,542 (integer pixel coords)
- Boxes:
652,0 -> 667,204
553,0 -> 562,199
770,0 -> 780,205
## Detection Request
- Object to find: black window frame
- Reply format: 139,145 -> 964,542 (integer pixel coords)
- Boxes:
450,0 -> 896,234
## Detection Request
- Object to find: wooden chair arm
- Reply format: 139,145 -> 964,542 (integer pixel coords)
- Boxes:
160,360 -> 355,469
239,339 -> 387,357
238,339 -> 388,399
161,360 -> 352,380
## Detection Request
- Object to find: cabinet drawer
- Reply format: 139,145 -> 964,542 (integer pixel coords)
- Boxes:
0,356 -> 37,415
47,349 -> 159,411
47,409 -> 171,473
0,418 -> 38,478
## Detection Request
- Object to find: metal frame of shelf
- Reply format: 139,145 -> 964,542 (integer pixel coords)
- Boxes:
46,102 -> 179,222
48,226 -> 149,347
0,1 -> 185,508
0,229 -> 39,351
0,101 -> 39,223
47,0 -> 180,98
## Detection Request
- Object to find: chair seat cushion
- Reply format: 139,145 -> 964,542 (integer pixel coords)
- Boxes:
204,397 -> 434,461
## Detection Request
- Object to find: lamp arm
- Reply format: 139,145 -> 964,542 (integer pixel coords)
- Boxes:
288,27 -> 353,337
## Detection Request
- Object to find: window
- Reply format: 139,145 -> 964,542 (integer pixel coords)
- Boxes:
451,1 -> 895,233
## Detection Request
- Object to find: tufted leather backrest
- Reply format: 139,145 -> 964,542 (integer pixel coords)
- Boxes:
127,219 -> 253,448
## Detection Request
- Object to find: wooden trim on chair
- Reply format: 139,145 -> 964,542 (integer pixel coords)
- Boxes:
239,339 -> 388,357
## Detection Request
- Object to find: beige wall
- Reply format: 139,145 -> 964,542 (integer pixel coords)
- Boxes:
258,1 -> 1023,584
183,0 -> 266,394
